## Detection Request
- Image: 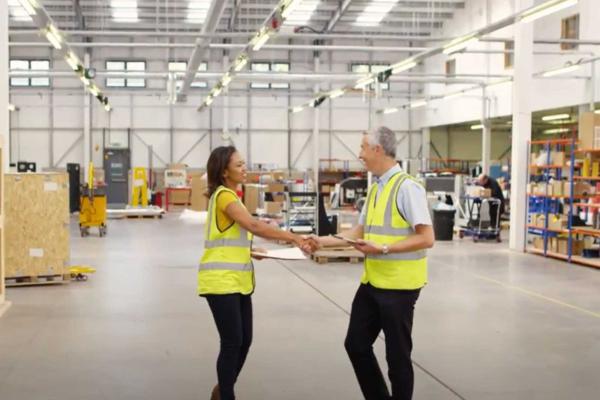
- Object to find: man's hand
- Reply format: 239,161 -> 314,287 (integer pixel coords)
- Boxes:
352,239 -> 383,255
300,235 -> 321,254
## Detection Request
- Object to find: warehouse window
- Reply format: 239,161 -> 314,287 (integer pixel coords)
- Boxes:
445,59 -> 456,76
250,62 -> 290,89
9,59 -> 50,87
106,60 -> 146,88
351,63 -> 390,91
561,14 -> 579,50
168,61 -> 208,89
504,41 -> 514,69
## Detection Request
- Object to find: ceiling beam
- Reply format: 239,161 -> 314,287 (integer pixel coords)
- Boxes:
179,0 -> 227,98
325,0 -> 352,32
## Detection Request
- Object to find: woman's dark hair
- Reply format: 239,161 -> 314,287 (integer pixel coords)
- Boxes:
206,146 -> 237,198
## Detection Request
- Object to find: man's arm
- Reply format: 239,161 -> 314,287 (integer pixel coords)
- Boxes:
353,224 -> 433,254
316,224 -> 364,247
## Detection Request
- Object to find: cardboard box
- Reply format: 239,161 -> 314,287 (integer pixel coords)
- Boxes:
564,181 -> 592,196
552,151 -> 565,166
243,184 -> 265,214
466,186 -> 490,198
578,112 -> 600,150
265,201 -> 284,215
167,163 -> 187,170
550,180 -> 563,196
532,236 -> 545,250
271,170 -> 286,181
5,173 -> 70,278
533,183 -> 552,196
548,214 -> 567,231
556,237 -> 584,256
190,173 -> 208,212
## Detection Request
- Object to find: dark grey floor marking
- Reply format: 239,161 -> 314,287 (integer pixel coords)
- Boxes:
276,260 -> 467,400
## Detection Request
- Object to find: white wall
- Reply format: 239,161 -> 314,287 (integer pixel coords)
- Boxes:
8,38 -> 413,171
414,0 -> 599,130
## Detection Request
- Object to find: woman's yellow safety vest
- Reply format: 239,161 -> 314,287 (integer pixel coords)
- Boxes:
198,186 -> 254,295
362,172 -> 427,290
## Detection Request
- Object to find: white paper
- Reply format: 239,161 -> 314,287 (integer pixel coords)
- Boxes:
44,182 -> 58,192
252,247 -> 307,260
29,248 -> 44,258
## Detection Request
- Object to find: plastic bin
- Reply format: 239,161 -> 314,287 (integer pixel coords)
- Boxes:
433,209 -> 456,241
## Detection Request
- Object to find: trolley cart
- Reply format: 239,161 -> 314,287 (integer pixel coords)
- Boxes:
458,197 -> 502,242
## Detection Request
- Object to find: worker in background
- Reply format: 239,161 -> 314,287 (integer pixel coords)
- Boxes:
199,146 -> 318,400
477,173 -> 505,226
313,127 -> 434,400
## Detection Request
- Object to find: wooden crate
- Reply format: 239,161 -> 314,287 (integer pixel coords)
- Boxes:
4,173 -> 70,282
311,247 -> 364,264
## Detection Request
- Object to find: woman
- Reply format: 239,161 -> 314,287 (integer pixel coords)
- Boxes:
199,146 -> 316,400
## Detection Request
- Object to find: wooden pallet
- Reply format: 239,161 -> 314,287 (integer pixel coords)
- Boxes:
5,274 -> 71,287
311,248 -> 364,264
125,214 -> 163,219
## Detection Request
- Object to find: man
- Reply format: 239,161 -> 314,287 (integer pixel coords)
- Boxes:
477,173 -> 505,227
314,126 -> 434,400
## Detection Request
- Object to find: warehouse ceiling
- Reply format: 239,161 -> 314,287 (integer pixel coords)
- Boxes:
8,0 -> 465,36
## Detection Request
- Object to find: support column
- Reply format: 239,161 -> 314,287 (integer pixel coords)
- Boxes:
481,88 -> 491,175
313,55 -> 320,233
0,0 -> 11,315
509,0 -> 534,251
421,127 -> 430,172
83,53 -> 91,170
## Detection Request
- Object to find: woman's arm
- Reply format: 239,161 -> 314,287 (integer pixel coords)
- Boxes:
225,201 -> 308,248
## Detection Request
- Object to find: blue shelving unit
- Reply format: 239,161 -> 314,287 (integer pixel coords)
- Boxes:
526,138 -> 577,261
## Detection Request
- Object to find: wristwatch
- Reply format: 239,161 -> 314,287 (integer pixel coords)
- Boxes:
382,244 -> 389,255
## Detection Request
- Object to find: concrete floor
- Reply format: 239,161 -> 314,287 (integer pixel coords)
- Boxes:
0,214 -> 599,400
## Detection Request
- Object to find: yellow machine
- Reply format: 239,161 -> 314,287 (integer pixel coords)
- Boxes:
79,162 -> 107,237
131,167 -> 149,207
69,265 -> 97,281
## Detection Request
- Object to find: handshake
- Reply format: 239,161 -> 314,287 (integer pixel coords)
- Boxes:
294,235 -> 321,254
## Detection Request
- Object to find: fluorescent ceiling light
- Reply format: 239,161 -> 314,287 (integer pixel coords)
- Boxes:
251,28 -> 271,51
212,86 -> 223,98
382,107 -> 399,114
595,109 -> 600,114
104,104 -> 112,112
542,63 -> 580,77
8,104 -> 17,112
205,96 -> 214,106
292,106 -> 304,113
542,113 -> 570,121
65,52 -> 81,71
221,73 -> 233,87
520,0 -> 578,23
409,100 -> 427,109
443,34 -> 479,55
329,89 -> 345,99
111,0 -> 139,22
354,76 -> 375,89
471,124 -> 484,130
543,127 -> 570,134
88,84 -> 100,97
391,60 -> 417,74
45,25 -> 63,50
234,54 -> 248,72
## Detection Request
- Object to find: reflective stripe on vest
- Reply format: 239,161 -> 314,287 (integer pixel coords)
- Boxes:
198,186 -> 254,295
362,171 -> 427,290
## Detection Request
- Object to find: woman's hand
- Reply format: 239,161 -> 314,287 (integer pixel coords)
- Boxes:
292,235 -> 320,254
251,247 -> 268,260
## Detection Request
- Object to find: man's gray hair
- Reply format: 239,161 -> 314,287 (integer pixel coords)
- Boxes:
364,126 -> 397,158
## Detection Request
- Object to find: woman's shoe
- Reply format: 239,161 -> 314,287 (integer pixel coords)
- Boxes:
210,384 -> 220,400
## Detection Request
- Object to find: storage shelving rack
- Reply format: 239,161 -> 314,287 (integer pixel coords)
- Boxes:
526,137 -> 600,269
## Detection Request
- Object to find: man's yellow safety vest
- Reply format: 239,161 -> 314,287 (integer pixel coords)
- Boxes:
362,171 -> 428,290
198,186 -> 254,295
